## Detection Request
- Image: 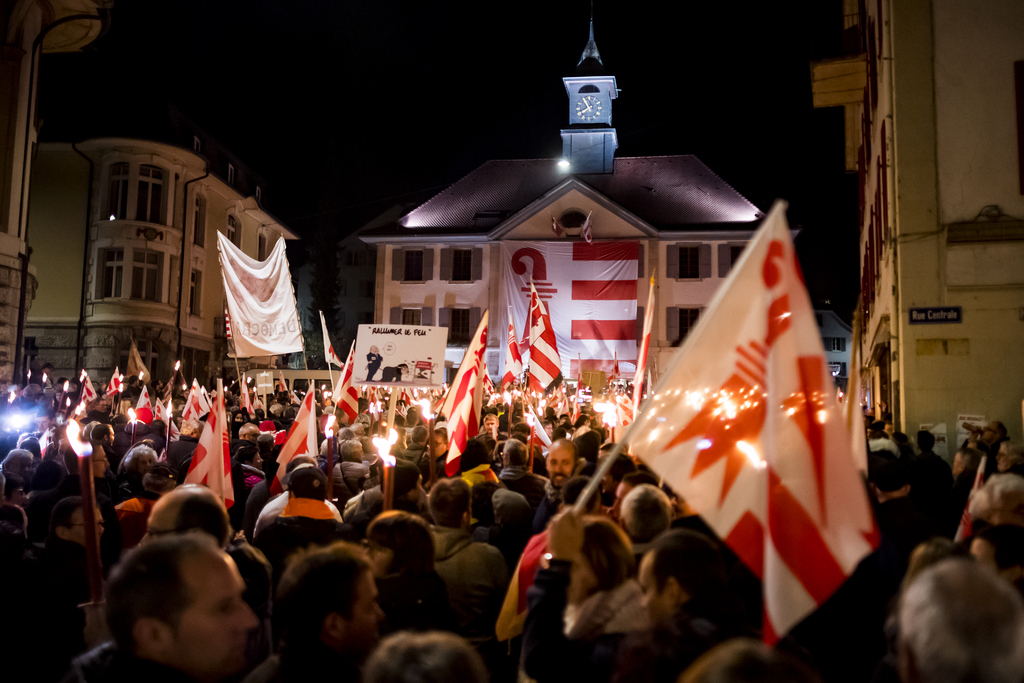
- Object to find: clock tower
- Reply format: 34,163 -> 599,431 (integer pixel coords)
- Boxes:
560,19 -> 618,174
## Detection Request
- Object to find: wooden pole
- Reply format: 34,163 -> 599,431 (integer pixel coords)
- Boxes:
66,421 -> 103,604
427,414 -> 437,490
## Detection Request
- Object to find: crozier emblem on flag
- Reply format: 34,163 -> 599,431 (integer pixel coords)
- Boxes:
629,202 -> 877,643
501,241 -> 638,379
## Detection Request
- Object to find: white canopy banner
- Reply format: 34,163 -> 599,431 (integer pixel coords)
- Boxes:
218,232 -> 303,358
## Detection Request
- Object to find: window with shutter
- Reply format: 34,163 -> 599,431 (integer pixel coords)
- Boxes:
404,250 -> 424,281
452,249 -> 473,281
402,309 -> 421,325
449,309 -> 471,344
678,246 -> 700,278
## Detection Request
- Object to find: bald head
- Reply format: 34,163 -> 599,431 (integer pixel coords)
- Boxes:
239,423 -> 260,441
147,485 -> 231,547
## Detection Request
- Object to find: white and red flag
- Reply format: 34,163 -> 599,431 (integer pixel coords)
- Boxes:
502,241 -> 638,379
550,214 -> 564,238
269,387 -> 319,495
632,275 -> 655,419
319,310 -> 344,367
527,281 -> 561,393
185,384 -> 233,508
440,311 -> 488,476
80,370 -> 98,405
954,455 -> 988,542
502,308 -> 524,390
136,385 -> 153,412
182,380 -> 210,421
629,202 -> 878,643
336,342 -> 360,424
278,371 -> 288,394
580,211 -> 593,244
105,367 -> 123,398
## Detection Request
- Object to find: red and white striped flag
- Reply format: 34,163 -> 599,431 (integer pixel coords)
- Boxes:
630,202 -> 878,644
527,282 -> 561,393
319,310 -> 344,367
483,370 -> 495,396
80,370 -> 97,405
136,385 -> 153,412
240,382 -> 254,415
269,388 -> 318,495
185,385 -> 233,508
632,275 -> 655,419
502,308 -> 524,390
440,311 -> 489,476
225,309 -> 233,339
954,455 -> 988,542
105,367 -> 123,398
580,211 -> 593,244
336,342 -> 360,424
278,371 -> 288,394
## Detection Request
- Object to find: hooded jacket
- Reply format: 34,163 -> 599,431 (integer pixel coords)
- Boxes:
432,525 -> 509,641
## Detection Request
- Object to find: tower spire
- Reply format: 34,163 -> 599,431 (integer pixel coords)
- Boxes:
577,8 -> 602,68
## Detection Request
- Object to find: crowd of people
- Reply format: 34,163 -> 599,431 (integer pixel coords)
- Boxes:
1,368 -> 1023,683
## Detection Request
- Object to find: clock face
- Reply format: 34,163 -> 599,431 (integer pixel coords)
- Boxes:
575,95 -> 603,122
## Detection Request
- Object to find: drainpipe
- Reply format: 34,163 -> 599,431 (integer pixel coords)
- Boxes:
13,11 -> 110,382
177,164 -> 209,361
71,142 -> 94,372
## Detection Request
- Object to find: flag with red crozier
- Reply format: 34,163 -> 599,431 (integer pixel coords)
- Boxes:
954,455 -> 988,542
269,388 -> 318,496
136,385 -> 153,412
80,370 -> 98,405
502,308 -> 524,390
527,282 -> 561,393
629,201 -> 878,644
105,367 -> 123,398
181,383 -> 203,421
632,275 -> 655,419
336,342 -> 360,424
184,388 -> 233,508
440,311 -> 488,476
278,371 -> 288,394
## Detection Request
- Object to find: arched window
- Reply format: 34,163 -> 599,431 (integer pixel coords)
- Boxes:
579,85 -> 600,93
560,210 -> 588,228
227,215 -> 239,245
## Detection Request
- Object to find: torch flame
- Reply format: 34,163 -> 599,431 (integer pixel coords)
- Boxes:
324,414 -> 336,436
65,419 -> 93,458
388,428 -> 398,445
174,360 -> 181,371
127,408 -> 137,423
381,453 -> 396,468
419,398 -> 432,420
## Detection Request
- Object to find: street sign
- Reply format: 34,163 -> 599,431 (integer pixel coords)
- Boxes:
909,306 -> 962,324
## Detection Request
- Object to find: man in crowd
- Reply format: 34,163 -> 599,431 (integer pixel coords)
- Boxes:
498,438 -> 548,510
619,483 -> 674,559
243,542 -> 383,683
898,558 -> 1024,683
115,462 -> 176,549
429,477 -> 508,643
533,439 -> 578,533
64,534 -> 259,683
167,418 -> 201,472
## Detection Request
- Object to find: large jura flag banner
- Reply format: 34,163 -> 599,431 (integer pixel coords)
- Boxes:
629,202 -> 877,643
218,231 -> 303,358
501,242 -> 638,378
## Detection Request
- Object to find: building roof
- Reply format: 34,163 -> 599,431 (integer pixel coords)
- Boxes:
370,155 -> 761,238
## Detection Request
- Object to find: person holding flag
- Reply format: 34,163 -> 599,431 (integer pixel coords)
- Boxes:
503,308 -> 523,391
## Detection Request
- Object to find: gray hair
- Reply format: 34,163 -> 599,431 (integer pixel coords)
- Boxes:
503,438 -> 529,468
956,447 -> 985,472
1,449 -> 33,475
898,558 -> 1024,683
1001,442 -> 1024,466
620,483 -> 673,543
120,445 -> 158,475
968,473 -> 1024,523
364,631 -> 488,683
180,419 -> 202,438
340,439 -> 364,463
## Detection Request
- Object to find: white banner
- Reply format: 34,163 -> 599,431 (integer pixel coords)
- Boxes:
218,232 -> 303,358
500,241 -> 639,379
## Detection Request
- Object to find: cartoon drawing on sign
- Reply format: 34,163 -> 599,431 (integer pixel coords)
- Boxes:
381,364 -> 409,382
366,345 -> 384,381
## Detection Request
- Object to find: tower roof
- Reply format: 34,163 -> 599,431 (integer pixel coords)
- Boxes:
576,19 -> 606,76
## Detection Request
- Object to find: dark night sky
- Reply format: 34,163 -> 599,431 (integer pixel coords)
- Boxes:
40,0 -> 859,318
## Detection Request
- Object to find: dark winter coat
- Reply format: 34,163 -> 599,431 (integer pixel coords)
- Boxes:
499,466 -> 549,510
26,475 -> 121,568
110,422 -> 166,469
376,571 -> 456,635
61,643 -> 195,683
165,434 -> 199,472
254,514 -> 356,586
433,526 -> 509,641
